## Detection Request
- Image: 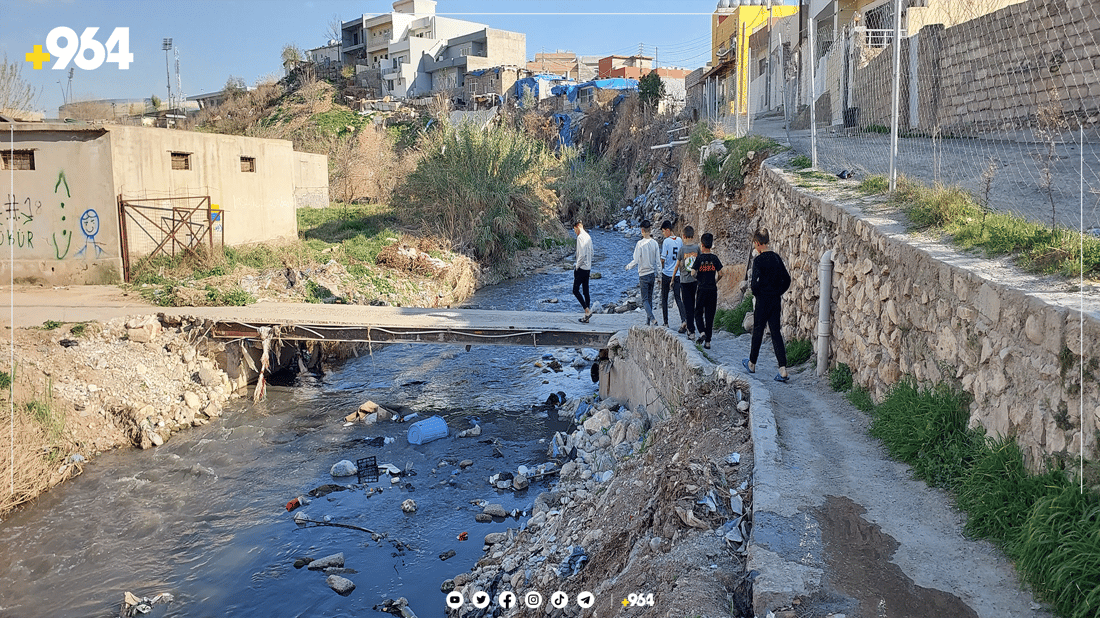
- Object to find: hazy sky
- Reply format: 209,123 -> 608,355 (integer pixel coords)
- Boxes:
3,0 -> 777,115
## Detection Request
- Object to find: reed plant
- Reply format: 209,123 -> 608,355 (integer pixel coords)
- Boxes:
395,120 -> 558,261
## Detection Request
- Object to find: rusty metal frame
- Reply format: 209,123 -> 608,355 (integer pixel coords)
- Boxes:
117,195 -> 221,282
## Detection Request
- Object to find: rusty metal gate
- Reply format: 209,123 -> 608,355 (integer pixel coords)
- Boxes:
117,195 -> 224,282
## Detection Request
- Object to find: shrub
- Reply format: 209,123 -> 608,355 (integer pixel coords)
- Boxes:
715,293 -> 753,336
829,362 -> 853,392
553,146 -> 623,226
394,121 -> 558,261
785,339 -> 812,365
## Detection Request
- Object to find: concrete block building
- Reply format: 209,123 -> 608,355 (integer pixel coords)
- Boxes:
0,123 -> 327,285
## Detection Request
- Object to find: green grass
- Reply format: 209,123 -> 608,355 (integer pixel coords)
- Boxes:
785,338 -> 812,366
870,380 -> 978,489
885,177 -> 1100,280
41,320 -> 62,330
298,203 -> 398,264
789,154 -> 812,169
796,169 -> 839,183
69,323 -> 87,337
859,175 -> 890,194
714,293 -> 753,336
309,109 -> 370,137
846,385 -> 874,412
702,135 -> 786,191
863,377 -> 1100,617
864,124 -> 890,134
0,370 -> 10,390
829,362 -> 853,392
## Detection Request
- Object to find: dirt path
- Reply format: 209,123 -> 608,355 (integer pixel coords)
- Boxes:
699,327 -> 1050,618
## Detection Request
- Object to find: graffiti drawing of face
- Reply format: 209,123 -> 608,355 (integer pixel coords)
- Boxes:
80,209 -> 100,238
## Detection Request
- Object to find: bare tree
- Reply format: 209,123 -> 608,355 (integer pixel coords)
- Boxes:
326,14 -> 344,44
1034,88 -> 1068,234
0,53 -> 41,114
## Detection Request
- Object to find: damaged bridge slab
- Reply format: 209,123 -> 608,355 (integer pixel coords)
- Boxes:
191,302 -> 636,348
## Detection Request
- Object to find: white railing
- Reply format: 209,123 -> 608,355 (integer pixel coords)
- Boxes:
857,27 -> 907,48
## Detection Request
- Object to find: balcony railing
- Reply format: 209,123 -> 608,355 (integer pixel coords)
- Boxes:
857,27 -> 907,49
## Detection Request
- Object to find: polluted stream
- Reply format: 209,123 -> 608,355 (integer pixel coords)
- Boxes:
0,229 -> 643,618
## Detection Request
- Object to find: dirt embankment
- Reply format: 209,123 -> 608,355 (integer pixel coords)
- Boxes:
0,243 -> 571,518
444,386 -> 756,618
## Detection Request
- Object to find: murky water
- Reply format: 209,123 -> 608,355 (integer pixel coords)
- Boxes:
0,230 -> 639,618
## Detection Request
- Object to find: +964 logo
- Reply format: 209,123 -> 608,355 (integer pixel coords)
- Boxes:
26,27 -> 133,70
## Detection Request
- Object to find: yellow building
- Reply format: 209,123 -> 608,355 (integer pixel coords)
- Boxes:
712,1 -> 800,114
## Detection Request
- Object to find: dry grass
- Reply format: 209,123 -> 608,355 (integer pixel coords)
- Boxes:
0,364 -> 79,516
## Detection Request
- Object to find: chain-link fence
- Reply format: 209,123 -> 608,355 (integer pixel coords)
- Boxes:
745,0 -> 1099,232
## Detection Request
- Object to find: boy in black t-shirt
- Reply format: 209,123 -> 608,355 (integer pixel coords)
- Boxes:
690,233 -> 723,349
743,228 -> 792,382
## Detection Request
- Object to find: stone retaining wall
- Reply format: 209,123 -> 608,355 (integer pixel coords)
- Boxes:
600,326 -> 749,420
752,163 -> 1100,468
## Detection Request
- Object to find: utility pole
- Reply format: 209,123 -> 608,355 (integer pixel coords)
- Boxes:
162,38 -> 173,110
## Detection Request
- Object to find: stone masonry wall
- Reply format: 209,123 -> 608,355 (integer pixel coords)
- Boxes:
751,163 -> 1100,469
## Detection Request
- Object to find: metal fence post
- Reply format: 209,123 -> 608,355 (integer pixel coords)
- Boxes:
809,19 -> 817,167
889,0 -> 903,192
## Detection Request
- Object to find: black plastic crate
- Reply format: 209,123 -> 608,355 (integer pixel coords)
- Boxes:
356,456 -> 379,484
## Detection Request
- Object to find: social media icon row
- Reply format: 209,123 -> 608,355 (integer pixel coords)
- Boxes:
445,590 -> 594,609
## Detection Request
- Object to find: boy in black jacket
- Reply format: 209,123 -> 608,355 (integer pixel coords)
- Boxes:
743,228 -> 792,382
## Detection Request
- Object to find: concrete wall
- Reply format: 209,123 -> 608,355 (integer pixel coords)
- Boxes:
749,162 -> 1099,469
293,152 -> 330,209
1,127 -> 122,284
108,125 -> 299,247
601,326 -> 750,425
851,0 -> 1100,134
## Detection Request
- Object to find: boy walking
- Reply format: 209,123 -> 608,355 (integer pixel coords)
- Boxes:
625,219 -> 661,326
677,226 -> 700,339
691,233 -> 723,349
743,228 -> 792,382
659,221 -> 685,330
572,220 -> 594,323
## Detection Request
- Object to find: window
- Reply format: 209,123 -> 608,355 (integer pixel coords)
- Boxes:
240,156 -> 256,172
1,150 -> 34,170
578,87 -> 594,107
171,152 -> 191,170
759,58 -> 767,77
458,45 -> 472,57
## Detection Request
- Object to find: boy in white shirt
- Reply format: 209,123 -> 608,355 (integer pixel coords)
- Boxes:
624,219 -> 661,326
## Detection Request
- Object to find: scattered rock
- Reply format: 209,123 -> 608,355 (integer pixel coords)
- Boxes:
439,549 -> 456,561
483,503 -> 508,518
308,553 -> 345,570
475,513 -> 493,523
401,499 -> 417,513
459,459 -> 474,469
330,460 -> 357,477
326,575 -> 355,596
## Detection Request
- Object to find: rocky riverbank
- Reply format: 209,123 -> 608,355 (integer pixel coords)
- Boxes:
443,386 -> 757,617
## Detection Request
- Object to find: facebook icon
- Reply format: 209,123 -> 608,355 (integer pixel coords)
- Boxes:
498,591 -> 517,608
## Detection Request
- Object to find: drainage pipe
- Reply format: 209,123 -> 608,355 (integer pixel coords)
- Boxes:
816,250 -> 835,376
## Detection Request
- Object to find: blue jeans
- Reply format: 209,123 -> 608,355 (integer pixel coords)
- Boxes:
639,273 -> 656,324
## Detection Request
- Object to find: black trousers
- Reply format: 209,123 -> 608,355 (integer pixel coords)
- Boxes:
695,287 -> 718,343
680,280 -> 698,334
660,274 -> 685,326
750,295 -> 788,367
573,268 -> 590,310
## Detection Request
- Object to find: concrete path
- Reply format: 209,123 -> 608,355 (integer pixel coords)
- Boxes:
0,285 -> 640,348
688,325 -> 1050,618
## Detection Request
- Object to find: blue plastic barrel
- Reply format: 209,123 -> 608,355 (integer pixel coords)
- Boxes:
407,416 -> 449,445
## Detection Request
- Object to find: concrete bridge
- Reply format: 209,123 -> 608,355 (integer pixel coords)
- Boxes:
198,303 -> 638,349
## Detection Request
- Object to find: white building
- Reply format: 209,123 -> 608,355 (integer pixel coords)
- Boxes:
340,0 -> 525,99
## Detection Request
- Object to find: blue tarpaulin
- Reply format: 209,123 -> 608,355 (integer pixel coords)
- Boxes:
515,74 -> 569,102
550,78 -> 639,103
553,113 -> 574,148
